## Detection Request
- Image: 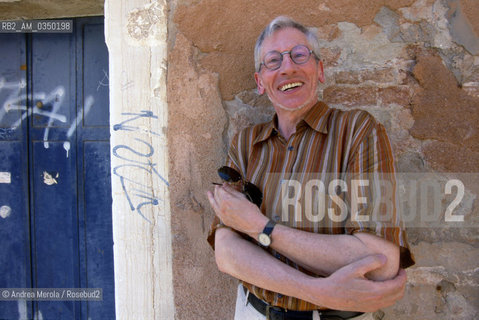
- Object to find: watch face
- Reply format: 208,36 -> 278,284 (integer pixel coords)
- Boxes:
258,233 -> 271,247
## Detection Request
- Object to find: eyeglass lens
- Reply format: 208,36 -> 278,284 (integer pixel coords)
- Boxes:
217,166 -> 242,182
217,166 -> 263,207
243,182 -> 263,208
263,45 -> 311,70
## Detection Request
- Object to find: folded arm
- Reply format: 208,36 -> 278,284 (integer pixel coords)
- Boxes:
269,224 -> 399,280
214,226 -> 406,312
208,184 -> 399,280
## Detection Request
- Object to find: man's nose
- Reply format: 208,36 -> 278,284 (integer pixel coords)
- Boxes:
280,53 -> 296,73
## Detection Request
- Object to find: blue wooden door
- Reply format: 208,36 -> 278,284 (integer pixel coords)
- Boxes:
0,31 -> 32,319
0,17 -> 114,319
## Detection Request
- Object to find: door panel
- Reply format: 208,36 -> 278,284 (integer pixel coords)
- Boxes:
0,17 -> 114,320
83,23 -> 110,127
0,141 -> 32,319
0,33 -> 32,320
31,33 -> 73,129
0,33 -> 27,133
76,18 -> 114,319
82,141 -> 114,319
31,141 -> 77,319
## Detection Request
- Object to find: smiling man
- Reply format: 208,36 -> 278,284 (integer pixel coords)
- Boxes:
207,16 -> 414,320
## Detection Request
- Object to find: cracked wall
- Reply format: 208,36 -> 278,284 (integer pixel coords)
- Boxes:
168,0 -> 479,319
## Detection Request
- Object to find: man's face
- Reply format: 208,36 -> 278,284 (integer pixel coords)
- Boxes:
255,28 -> 325,112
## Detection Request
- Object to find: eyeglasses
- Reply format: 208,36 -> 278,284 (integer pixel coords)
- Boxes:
213,166 -> 263,208
259,45 -> 315,71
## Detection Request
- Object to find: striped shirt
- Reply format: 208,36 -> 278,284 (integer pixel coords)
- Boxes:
208,101 -> 414,311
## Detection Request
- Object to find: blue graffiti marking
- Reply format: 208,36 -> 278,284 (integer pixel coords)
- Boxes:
112,112 -> 169,222
112,110 -> 161,137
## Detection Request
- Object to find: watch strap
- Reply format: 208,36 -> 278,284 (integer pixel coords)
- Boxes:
262,219 -> 276,236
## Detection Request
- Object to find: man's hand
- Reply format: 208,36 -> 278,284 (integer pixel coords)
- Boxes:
207,183 -> 268,236
214,228 -> 406,313
208,185 -> 407,312
309,254 -> 407,312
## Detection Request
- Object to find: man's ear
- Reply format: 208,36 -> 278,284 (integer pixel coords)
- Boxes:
317,60 -> 325,83
254,72 -> 265,95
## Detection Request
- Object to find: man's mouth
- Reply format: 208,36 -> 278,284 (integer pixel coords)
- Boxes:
279,82 -> 303,92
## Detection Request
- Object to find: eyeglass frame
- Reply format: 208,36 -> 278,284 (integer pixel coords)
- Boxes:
258,44 -> 319,72
213,166 -> 263,208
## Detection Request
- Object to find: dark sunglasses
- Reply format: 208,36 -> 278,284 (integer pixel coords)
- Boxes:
213,166 -> 263,208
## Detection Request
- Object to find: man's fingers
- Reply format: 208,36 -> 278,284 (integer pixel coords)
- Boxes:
214,183 -> 234,198
387,268 -> 407,291
396,269 -> 407,298
380,268 -> 406,289
217,183 -> 251,203
347,254 -> 387,276
222,183 -> 246,198
370,268 -> 407,302
207,190 -> 219,212
210,185 -> 242,214
214,184 -> 229,202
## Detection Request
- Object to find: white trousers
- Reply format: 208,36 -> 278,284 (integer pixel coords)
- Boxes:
234,285 -> 374,320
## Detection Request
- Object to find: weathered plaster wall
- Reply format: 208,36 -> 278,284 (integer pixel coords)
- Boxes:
168,0 -> 479,319
105,0 -> 174,319
0,0 -> 103,20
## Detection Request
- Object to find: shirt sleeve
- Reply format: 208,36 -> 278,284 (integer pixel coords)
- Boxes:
345,119 -> 415,268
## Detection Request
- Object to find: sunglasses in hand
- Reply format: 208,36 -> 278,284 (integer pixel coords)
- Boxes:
212,166 -> 263,208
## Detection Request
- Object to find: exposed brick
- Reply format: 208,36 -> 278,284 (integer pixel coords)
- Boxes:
334,68 -> 397,85
463,83 -> 479,98
362,67 -> 397,83
378,86 -> 412,105
321,47 -> 342,67
399,67 -> 418,86
334,70 -> 361,84
404,44 -> 436,60
323,86 -> 377,106
464,65 -> 479,83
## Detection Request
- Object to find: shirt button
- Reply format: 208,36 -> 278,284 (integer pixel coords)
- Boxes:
287,146 -> 294,151
335,185 -> 342,195
278,293 -> 283,298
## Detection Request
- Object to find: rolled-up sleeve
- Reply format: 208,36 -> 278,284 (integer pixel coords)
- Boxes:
345,121 -> 415,268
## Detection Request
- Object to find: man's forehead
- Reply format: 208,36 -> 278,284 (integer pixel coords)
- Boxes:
260,28 -> 309,54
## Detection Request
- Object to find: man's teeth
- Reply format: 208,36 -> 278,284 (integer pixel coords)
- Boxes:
280,82 -> 303,91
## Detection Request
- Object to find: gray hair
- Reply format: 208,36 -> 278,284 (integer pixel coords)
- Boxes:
254,16 -> 321,72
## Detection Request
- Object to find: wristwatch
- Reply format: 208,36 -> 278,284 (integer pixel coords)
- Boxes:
258,220 -> 276,247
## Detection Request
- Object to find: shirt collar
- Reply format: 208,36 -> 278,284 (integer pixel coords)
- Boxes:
302,101 -> 330,134
253,101 -> 330,145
